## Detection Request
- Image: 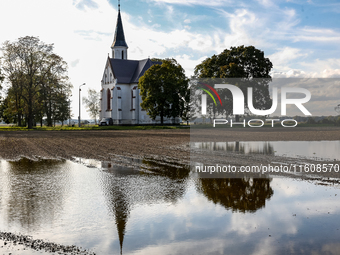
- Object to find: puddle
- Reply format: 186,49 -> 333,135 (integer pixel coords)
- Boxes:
0,158 -> 340,254
192,141 -> 340,161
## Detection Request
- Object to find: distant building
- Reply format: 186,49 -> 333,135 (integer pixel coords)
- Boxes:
99,3 -> 178,125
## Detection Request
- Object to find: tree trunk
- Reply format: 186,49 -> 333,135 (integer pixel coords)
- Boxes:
47,98 -> 52,126
28,97 -> 33,129
18,113 -> 22,127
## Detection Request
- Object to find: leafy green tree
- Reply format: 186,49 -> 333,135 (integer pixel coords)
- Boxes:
1,36 -> 71,128
0,96 -> 17,124
336,116 -> 340,126
194,45 -> 273,121
139,58 -> 189,125
83,88 -> 100,124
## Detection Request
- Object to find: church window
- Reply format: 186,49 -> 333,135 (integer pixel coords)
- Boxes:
117,87 -> 121,98
122,51 -> 124,59
131,87 -> 136,110
107,88 -> 111,110
117,87 -> 122,111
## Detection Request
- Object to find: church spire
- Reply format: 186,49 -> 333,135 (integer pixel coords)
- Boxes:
111,0 -> 128,59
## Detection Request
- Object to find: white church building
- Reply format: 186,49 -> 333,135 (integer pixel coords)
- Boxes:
99,3 -> 179,125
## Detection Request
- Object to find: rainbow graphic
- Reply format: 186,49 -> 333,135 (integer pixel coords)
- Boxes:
198,82 -> 222,107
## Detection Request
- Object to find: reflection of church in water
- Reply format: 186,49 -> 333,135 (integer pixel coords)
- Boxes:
101,157 -> 273,254
101,159 -> 191,254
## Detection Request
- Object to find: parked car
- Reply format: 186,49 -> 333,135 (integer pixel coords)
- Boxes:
99,118 -> 113,126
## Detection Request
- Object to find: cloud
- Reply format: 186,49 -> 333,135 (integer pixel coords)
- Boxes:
268,47 -> 309,71
293,27 -> 340,42
255,0 -> 275,8
147,0 -> 232,7
173,54 -> 208,77
272,69 -> 340,78
75,0 -> 99,10
70,59 -> 80,67
300,58 -> 340,73
272,58 -> 340,78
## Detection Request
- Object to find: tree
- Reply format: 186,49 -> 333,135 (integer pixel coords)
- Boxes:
138,58 -> 189,125
0,66 -> 4,92
0,96 -> 16,124
83,88 -> 100,124
194,45 -> 273,121
196,178 -> 273,213
0,63 -> 5,114
180,85 -> 195,125
1,36 -> 71,128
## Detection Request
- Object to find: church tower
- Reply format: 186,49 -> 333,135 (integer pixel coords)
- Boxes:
111,0 -> 128,59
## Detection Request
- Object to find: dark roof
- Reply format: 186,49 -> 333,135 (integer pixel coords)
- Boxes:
109,58 -> 162,84
111,10 -> 128,48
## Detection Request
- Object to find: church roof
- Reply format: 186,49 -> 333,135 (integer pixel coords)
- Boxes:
111,10 -> 128,48
109,58 -> 162,84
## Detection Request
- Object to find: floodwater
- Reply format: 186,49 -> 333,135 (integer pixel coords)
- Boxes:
192,141 -> 340,161
0,157 -> 340,254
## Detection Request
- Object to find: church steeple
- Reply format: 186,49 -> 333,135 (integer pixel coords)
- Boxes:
111,0 -> 128,59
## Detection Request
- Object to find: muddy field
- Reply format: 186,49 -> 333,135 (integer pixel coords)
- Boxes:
0,127 -> 340,254
0,127 -> 339,163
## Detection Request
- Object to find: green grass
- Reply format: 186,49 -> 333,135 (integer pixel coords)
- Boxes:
0,122 -> 337,131
0,124 -> 189,131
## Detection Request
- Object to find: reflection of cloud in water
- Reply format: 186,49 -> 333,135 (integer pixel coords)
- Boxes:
123,177 -> 340,255
1,158 -> 340,254
100,158 -> 191,253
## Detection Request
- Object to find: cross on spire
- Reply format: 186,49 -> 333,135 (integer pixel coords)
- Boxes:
118,0 -> 120,11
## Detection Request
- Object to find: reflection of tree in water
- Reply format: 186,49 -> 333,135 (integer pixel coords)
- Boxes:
196,178 -> 273,213
101,159 -> 190,254
197,142 -> 275,155
1,158 -> 70,231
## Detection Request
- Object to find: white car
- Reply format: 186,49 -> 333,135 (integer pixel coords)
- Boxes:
99,118 -> 113,126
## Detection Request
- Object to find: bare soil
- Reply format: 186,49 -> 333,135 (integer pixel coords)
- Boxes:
0,127 -> 339,162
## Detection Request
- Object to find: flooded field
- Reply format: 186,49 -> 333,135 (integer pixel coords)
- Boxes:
0,155 -> 340,254
192,141 -> 340,161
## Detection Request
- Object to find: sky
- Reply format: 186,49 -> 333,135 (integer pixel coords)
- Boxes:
0,0 -> 339,119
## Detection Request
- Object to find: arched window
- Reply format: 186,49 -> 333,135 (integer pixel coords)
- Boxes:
107,88 -> 111,110
122,51 -> 124,59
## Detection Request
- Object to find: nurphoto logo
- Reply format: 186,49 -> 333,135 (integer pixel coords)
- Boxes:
196,80 -> 312,128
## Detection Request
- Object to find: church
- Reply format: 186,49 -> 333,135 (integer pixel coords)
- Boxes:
99,2 -> 179,125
